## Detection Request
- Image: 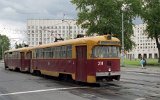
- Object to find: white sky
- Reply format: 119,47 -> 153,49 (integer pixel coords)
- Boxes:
0,0 -> 77,46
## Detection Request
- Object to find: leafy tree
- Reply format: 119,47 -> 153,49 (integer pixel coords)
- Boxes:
141,0 -> 160,63
0,34 -> 10,59
71,0 -> 141,51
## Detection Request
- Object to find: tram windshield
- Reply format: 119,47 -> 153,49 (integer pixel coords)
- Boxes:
92,46 -> 120,58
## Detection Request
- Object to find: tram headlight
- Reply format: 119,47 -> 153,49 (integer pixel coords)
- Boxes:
108,68 -> 111,72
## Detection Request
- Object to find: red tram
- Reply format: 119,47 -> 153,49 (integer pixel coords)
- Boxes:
4,35 -> 121,83
4,47 -> 32,72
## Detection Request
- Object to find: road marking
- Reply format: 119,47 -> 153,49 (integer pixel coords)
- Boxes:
135,98 -> 146,100
0,87 -> 87,96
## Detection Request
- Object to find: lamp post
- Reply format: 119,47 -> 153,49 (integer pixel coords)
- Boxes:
121,4 -> 130,66
121,10 -> 125,66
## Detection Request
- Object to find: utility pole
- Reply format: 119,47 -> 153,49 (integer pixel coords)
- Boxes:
121,3 -> 130,66
121,12 -> 124,66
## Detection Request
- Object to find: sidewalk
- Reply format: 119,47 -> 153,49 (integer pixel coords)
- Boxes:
121,66 -> 160,74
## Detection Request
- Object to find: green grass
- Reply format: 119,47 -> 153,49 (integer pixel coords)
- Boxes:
122,59 -> 160,67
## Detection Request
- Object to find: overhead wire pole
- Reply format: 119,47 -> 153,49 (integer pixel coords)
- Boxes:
121,11 -> 125,67
121,3 -> 130,67
121,4 -> 131,66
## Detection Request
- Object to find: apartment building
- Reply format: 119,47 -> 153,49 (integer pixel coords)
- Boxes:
127,24 -> 159,59
27,19 -> 86,46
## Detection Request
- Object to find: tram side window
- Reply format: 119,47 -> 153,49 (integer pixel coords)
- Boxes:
59,46 -> 63,58
52,45 -> 72,59
52,47 -> 55,58
35,49 -> 38,58
57,47 -> 61,58
26,52 -> 31,59
44,48 -> 52,58
12,52 -> 14,59
36,49 -> 44,58
54,46 -> 60,58
12,52 -> 19,59
5,53 -> 8,59
8,52 -> 12,59
66,45 -> 72,58
61,46 -> 67,58
16,52 -> 20,59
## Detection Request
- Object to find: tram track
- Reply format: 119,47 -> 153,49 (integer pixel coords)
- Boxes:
90,79 -> 160,100
122,71 -> 160,77
120,78 -> 160,88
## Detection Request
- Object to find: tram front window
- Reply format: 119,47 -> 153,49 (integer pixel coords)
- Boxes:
92,46 -> 120,58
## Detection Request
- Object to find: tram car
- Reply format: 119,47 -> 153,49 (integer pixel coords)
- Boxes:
4,35 -> 121,83
4,47 -> 32,72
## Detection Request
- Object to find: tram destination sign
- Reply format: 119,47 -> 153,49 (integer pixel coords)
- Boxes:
98,41 -> 121,45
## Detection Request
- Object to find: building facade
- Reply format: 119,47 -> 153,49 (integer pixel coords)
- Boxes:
27,19 -> 86,46
127,24 -> 159,59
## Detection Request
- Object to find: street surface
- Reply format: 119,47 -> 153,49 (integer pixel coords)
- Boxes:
0,61 -> 160,100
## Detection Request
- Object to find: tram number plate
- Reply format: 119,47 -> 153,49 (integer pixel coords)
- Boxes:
98,61 -> 103,66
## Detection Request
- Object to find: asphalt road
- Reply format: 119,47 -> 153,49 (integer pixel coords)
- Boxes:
0,62 -> 160,100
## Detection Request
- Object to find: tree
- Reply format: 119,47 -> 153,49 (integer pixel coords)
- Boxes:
141,0 -> 160,63
0,34 -> 10,59
71,0 -> 141,51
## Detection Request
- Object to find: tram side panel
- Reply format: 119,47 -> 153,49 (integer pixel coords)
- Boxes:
31,58 -> 76,78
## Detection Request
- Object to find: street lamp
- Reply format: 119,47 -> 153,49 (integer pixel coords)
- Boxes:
121,4 -> 130,66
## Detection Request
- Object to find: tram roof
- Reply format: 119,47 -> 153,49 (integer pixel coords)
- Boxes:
5,35 -> 120,53
4,47 -> 33,53
34,35 -> 120,49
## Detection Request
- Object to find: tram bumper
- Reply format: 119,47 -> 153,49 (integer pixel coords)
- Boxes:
96,71 -> 121,82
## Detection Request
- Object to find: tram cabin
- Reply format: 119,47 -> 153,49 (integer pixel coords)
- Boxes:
30,35 -> 121,83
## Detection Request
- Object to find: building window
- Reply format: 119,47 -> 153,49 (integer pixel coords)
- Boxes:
32,26 -> 34,29
40,26 -> 43,29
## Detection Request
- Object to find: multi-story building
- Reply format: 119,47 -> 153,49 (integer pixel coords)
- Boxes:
127,24 -> 159,59
27,19 -> 86,46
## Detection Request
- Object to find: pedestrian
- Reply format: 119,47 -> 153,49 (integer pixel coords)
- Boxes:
143,58 -> 147,68
140,58 -> 145,69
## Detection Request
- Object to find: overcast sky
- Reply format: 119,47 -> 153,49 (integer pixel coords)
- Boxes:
0,0 -> 77,45
0,0 -> 144,28
0,0 -> 77,28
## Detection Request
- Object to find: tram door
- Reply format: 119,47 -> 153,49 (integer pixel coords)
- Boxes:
20,52 -> 25,69
26,51 -> 32,72
76,46 -> 87,82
